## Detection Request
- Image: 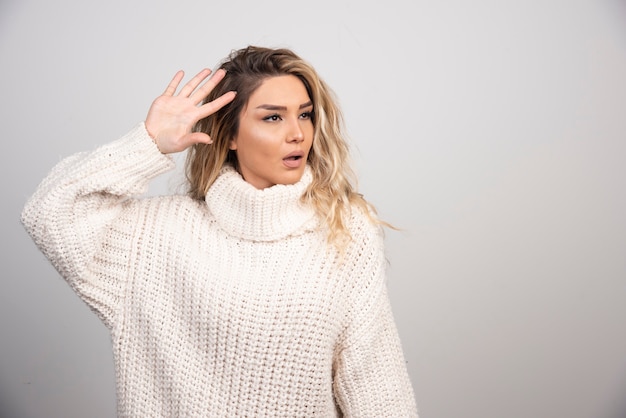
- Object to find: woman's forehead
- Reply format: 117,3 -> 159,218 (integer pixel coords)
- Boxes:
247,75 -> 311,108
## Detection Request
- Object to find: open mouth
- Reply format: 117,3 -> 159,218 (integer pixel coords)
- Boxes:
283,155 -> 302,161
283,153 -> 305,168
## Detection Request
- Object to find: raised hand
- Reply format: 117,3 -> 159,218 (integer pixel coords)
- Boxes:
145,68 -> 236,154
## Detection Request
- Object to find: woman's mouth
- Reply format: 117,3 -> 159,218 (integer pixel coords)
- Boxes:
283,152 -> 304,168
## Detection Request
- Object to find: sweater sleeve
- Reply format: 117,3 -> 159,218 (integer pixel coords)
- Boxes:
20,123 -> 175,329
333,217 -> 419,417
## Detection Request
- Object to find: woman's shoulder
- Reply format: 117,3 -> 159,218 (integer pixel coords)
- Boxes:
337,205 -> 386,265
126,194 -> 210,227
345,204 -> 384,242
144,193 -> 206,212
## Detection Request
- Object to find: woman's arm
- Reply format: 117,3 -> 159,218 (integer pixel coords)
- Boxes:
333,286 -> 419,417
21,68 -> 236,328
21,124 -> 174,328
332,215 -> 419,417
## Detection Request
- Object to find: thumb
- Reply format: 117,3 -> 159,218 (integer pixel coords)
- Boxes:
186,131 -> 213,146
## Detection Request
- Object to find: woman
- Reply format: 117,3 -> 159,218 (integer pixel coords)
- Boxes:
22,46 -> 418,417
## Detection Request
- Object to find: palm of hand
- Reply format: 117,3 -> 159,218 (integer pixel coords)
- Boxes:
144,68 -> 236,154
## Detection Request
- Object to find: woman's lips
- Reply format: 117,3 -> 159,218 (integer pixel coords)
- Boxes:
283,151 -> 305,168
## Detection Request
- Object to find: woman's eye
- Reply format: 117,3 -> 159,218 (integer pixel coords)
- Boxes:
263,114 -> 281,122
300,111 -> 313,120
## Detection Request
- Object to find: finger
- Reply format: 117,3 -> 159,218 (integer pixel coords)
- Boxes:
178,68 -> 212,98
189,68 -> 228,104
197,90 -> 237,119
163,70 -> 185,96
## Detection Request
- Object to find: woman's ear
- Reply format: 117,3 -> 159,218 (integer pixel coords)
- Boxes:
229,137 -> 238,151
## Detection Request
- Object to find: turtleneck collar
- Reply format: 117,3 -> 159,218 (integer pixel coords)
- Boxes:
205,165 -> 318,241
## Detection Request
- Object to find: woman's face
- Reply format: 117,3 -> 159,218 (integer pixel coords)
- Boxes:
229,75 -> 314,189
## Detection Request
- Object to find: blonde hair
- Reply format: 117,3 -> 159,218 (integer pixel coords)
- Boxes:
186,46 -> 381,246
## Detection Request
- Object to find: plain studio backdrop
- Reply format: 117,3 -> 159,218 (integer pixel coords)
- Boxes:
1,0 -> 625,417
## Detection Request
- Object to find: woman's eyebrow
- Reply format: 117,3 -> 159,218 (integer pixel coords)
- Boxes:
255,101 -> 313,111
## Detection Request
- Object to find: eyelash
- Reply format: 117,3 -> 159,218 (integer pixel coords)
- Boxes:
263,111 -> 313,122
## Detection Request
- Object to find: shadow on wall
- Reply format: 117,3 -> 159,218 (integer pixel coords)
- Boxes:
0,392 -> 24,418
608,376 -> 626,418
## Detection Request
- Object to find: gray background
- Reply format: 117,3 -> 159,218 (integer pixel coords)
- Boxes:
2,0 -> 626,417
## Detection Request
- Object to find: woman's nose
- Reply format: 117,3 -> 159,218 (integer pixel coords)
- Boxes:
287,118 -> 304,142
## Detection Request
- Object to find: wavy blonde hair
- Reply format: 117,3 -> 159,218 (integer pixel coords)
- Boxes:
187,46 -> 381,246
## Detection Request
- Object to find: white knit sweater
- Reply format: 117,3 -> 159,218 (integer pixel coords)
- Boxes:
21,123 -> 418,417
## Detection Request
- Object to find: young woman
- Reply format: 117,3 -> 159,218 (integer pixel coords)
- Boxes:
22,46 -> 418,417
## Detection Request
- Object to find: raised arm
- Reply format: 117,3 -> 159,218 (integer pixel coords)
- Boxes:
21,68 -> 235,328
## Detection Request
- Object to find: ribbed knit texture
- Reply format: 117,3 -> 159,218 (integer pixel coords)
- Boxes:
21,123 -> 418,417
